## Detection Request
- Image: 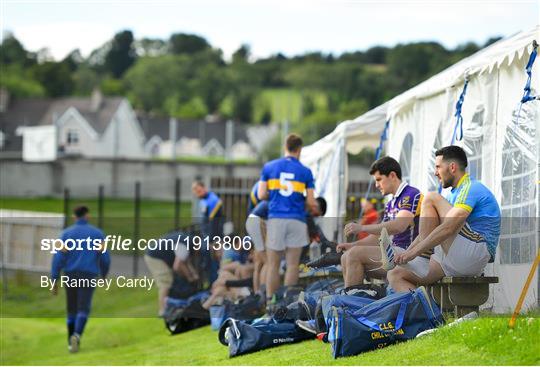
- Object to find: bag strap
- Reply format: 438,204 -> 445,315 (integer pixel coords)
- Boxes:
356,294 -> 410,333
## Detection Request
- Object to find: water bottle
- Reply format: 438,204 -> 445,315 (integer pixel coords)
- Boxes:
309,241 -> 321,261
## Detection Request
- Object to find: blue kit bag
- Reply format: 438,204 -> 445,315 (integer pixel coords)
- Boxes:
218,317 -> 314,357
163,290 -> 210,334
327,287 -> 444,358
209,294 -> 264,330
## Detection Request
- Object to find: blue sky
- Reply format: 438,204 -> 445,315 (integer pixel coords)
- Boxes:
1,0 -> 539,60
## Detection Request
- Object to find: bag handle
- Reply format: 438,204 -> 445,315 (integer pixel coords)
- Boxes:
356,294 -> 411,333
218,318 -> 242,346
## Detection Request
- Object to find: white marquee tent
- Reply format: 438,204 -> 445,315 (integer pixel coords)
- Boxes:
301,26 -> 539,313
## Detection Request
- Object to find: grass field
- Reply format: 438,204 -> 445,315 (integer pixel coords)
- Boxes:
1,277 -> 539,365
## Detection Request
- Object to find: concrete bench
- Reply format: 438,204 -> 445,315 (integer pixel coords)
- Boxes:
428,276 -> 499,318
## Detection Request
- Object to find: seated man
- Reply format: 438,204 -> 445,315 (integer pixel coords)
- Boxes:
390,145 -> 501,291
337,156 -> 430,287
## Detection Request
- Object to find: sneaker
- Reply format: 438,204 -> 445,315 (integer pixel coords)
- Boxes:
69,333 -> 80,353
296,319 -> 317,335
306,252 -> 343,268
376,227 -> 395,271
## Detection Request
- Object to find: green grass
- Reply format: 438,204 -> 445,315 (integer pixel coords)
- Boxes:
1,277 -> 539,365
0,197 -> 193,239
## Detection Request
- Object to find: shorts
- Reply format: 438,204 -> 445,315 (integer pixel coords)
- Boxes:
144,255 -> 173,290
393,247 -> 430,278
432,233 -> 490,277
266,218 -> 309,251
245,214 -> 266,252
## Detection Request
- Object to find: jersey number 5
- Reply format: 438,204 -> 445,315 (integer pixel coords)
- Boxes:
279,172 -> 295,197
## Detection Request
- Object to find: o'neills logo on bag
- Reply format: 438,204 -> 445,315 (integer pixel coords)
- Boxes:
273,337 -> 294,344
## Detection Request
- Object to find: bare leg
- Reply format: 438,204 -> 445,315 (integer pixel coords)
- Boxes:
418,192 -> 459,253
159,287 -> 170,315
343,245 -> 387,287
238,263 -> 254,279
388,259 -> 445,292
284,247 -> 303,286
203,272 -> 237,309
253,251 -> 266,292
340,250 -> 348,281
266,249 -> 282,298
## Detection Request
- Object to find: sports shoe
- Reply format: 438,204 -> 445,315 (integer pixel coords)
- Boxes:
306,252 -> 343,268
69,333 -> 80,353
296,319 -> 317,335
374,227 -> 395,271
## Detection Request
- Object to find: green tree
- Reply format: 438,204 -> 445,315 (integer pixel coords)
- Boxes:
134,38 -> 167,57
101,77 -> 124,95
387,42 -> 450,92
232,44 -> 250,64
72,66 -> 100,95
124,55 -> 191,112
62,49 -> 83,72
0,33 -> 36,66
0,64 -> 45,97
105,30 -> 136,78
169,33 -> 210,55
31,61 -> 73,97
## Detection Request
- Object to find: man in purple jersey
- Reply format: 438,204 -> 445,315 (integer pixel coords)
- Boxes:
337,157 -> 430,287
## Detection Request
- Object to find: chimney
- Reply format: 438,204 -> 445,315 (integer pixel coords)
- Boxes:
0,88 -> 10,113
90,88 -> 103,112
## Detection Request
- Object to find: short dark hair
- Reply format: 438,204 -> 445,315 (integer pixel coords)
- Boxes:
435,145 -> 468,170
369,156 -> 402,179
316,197 -> 327,216
73,205 -> 89,218
285,133 -> 303,152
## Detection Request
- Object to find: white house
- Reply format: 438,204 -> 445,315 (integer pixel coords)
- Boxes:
0,89 -> 147,161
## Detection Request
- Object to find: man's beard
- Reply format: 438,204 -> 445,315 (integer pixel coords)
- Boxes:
441,176 -> 454,188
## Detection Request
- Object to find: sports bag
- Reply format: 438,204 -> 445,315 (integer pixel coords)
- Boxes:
218,317 -> 314,357
209,294 -> 265,330
163,290 -> 210,334
328,287 -> 444,358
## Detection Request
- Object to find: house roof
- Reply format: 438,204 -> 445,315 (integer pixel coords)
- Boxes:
138,114 -> 249,146
0,95 -> 124,152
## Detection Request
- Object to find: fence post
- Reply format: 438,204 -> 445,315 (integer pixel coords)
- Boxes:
174,178 -> 181,230
98,185 -> 104,229
133,181 -> 140,277
63,188 -> 70,229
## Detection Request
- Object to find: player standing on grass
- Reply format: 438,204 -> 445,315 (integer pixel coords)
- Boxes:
257,133 -> 317,310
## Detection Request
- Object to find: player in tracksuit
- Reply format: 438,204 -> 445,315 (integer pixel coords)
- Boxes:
51,206 -> 110,353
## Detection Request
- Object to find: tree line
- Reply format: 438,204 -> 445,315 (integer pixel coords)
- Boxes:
1,30 -> 501,149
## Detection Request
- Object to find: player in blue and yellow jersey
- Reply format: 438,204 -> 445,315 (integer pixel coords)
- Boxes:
192,181 -> 223,284
51,206 -> 110,353
391,145 -> 501,291
247,181 -> 262,214
257,133 -> 317,303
